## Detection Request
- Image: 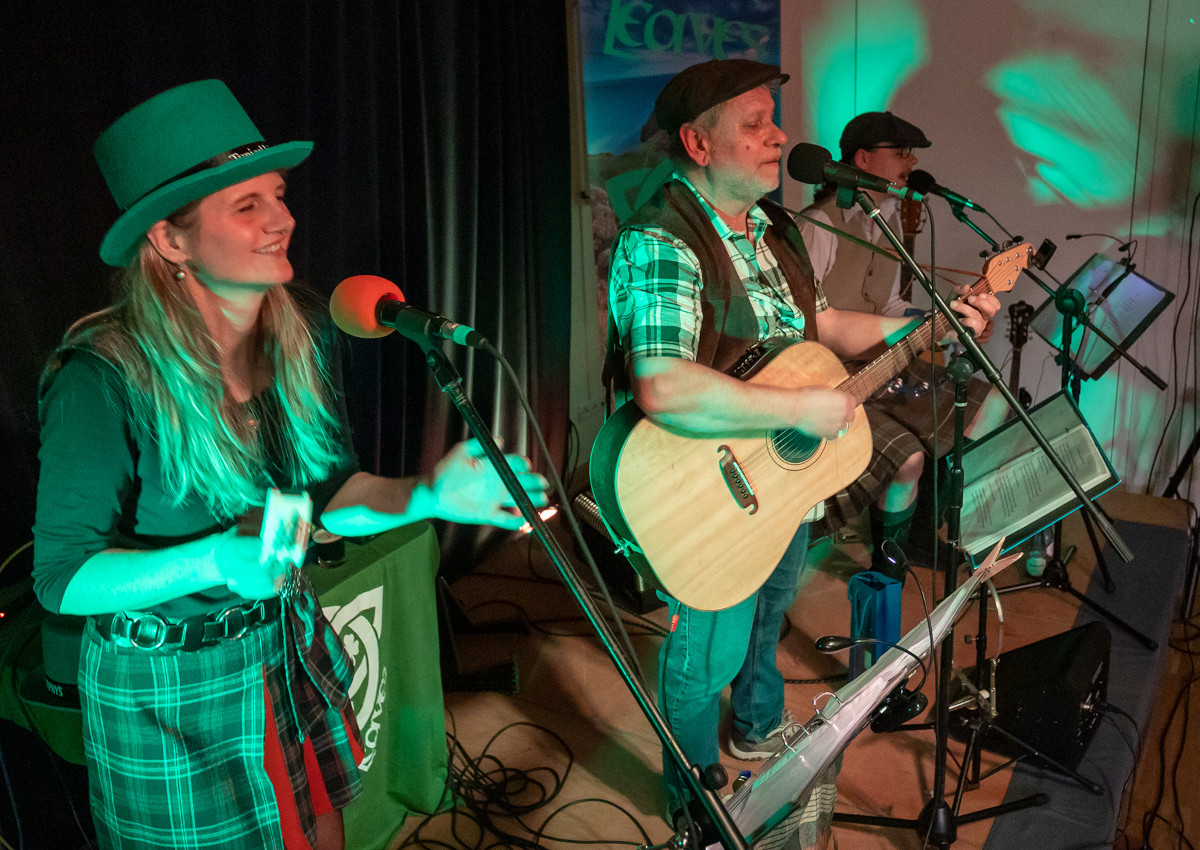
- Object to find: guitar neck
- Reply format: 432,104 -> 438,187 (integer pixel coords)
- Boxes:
840,308 -> 960,404
1008,346 -> 1024,396
836,241 -> 1033,404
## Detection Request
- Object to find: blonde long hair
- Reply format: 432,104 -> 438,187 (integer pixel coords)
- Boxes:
58,242 -> 346,519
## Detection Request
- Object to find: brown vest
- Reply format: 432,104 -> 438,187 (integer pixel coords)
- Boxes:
605,180 -> 819,394
804,193 -> 900,315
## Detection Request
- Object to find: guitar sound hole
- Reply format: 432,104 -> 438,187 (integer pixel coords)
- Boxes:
770,429 -> 820,466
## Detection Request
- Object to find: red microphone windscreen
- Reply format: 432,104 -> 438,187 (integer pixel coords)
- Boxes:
330,275 -> 404,338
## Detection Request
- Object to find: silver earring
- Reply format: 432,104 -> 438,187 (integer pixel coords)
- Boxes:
173,264 -> 187,281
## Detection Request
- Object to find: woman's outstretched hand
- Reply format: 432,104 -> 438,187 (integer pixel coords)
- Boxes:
425,439 -> 550,530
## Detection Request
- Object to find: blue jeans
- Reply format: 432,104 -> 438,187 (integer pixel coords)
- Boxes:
657,523 -> 809,813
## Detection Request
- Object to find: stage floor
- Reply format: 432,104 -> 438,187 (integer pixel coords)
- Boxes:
393,490 -> 1196,850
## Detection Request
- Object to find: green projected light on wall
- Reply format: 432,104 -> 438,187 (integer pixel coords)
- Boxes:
987,54 -> 1143,208
803,0 -> 928,154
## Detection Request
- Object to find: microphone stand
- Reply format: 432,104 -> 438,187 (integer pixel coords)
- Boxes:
832,187 -> 1131,848
948,207 -> 1157,651
946,200 -> 997,250
414,336 -> 748,850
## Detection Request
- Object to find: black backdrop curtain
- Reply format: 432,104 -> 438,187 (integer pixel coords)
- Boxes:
0,2 -> 572,571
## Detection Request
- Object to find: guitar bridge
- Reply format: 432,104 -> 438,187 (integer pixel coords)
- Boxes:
718,445 -> 758,513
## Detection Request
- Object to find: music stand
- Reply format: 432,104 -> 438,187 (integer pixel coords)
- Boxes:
957,391 -> 1119,564
994,253 -> 1164,650
939,391 -> 1122,795
1029,253 -> 1174,383
699,543 -> 1022,849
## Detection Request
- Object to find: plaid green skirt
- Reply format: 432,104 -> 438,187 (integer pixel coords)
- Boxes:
80,593 -> 362,849
817,362 -> 992,536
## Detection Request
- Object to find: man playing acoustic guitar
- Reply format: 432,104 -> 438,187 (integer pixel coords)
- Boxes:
604,60 -> 998,844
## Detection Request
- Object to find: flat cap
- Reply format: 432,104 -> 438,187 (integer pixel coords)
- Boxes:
838,111 -> 930,160
655,59 -> 788,136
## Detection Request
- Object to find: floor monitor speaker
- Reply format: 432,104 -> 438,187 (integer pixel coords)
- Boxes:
949,620 -> 1110,770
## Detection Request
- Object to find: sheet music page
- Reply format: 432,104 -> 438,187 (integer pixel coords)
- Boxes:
961,425 -> 1108,553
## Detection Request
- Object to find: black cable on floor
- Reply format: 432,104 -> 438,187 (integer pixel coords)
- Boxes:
397,711 -> 658,848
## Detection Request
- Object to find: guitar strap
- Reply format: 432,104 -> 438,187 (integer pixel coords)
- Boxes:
793,209 -> 902,261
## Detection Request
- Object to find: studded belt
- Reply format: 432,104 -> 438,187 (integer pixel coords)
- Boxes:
93,597 -> 282,651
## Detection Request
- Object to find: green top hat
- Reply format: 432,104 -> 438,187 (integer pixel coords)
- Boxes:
94,79 -> 313,267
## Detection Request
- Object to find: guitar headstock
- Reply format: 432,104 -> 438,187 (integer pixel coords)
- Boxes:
1007,300 -> 1034,349
975,242 -> 1033,296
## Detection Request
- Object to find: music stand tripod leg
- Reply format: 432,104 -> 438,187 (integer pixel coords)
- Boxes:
1079,508 -> 1116,593
1010,535 -> 1158,650
947,710 -> 1047,823
1043,565 -> 1157,650
981,722 -> 1104,795
993,514 -> 1156,649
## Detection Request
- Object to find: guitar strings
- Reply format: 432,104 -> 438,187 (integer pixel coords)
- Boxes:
729,255 -> 1022,485
729,300 -> 965,482
723,261 -> 1021,484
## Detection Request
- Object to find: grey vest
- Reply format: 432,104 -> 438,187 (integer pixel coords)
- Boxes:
804,193 -> 901,315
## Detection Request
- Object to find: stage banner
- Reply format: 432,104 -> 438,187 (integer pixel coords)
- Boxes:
580,0 -> 782,333
582,0 -> 781,219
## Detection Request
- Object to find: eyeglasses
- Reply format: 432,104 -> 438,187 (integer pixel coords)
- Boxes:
872,144 -> 915,158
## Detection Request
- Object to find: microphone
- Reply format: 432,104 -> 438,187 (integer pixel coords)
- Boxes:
329,275 -> 488,348
906,169 -> 986,212
786,143 -> 923,202
814,634 -> 860,653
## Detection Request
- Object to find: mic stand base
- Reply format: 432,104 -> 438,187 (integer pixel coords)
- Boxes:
994,557 -> 1157,650
833,792 -> 1046,850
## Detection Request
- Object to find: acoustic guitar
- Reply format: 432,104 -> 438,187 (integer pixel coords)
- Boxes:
589,243 -> 1032,611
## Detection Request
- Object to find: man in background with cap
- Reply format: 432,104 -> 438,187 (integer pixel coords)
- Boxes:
605,64 -> 998,844
798,112 -> 1007,581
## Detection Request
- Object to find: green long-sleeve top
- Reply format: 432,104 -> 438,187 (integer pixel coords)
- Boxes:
32,299 -> 360,620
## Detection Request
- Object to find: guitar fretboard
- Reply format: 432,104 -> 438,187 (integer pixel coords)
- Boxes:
839,306 -> 960,403
837,243 -> 1031,404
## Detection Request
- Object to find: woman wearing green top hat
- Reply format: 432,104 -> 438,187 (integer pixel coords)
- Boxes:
31,79 -> 547,850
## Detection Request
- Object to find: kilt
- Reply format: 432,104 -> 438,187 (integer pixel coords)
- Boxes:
80,593 -> 363,850
815,361 -> 992,537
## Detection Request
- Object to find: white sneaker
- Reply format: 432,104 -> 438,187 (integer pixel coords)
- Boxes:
727,708 -> 800,760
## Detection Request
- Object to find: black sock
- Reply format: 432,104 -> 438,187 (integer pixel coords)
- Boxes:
869,503 -> 916,583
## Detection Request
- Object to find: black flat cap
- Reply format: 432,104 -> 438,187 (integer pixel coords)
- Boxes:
839,111 -> 930,160
655,59 -> 788,136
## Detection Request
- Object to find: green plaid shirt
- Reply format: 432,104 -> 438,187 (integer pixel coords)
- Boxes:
609,173 -> 829,365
